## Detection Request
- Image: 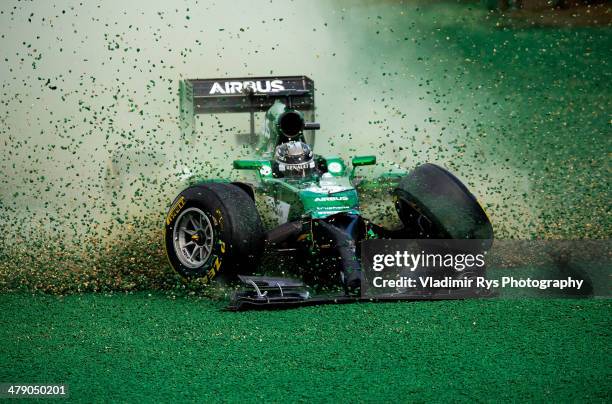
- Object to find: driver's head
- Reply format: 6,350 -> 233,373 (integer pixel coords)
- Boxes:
274,141 -> 315,177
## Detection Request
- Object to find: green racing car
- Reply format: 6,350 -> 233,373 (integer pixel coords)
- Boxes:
164,76 -> 493,309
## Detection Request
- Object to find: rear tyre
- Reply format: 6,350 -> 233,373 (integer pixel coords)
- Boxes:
393,163 -> 493,241
164,182 -> 264,281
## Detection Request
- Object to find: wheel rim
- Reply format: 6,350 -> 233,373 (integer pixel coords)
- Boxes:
172,207 -> 214,268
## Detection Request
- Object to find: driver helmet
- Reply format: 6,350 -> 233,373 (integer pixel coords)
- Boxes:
274,141 -> 315,177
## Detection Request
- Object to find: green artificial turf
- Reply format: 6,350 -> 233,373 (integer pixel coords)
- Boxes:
1,293 -> 609,402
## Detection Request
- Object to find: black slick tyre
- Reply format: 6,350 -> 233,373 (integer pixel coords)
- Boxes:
393,163 -> 493,241
164,182 -> 264,281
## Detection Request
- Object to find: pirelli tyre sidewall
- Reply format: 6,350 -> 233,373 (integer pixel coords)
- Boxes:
164,182 -> 264,282
393,163 -> 493,243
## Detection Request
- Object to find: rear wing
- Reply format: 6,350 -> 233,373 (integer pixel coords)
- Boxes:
179,76 -> 315,141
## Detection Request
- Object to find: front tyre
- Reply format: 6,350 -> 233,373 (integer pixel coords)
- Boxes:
164,182 -> 264,281
393,163 -> 493,241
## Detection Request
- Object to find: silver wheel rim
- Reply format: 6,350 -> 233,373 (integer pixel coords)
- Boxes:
172,207 -> 214,268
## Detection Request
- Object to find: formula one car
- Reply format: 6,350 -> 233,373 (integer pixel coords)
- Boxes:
164,76 -> 493,309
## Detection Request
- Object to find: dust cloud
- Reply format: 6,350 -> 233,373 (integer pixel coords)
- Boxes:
1,0 -> 607,292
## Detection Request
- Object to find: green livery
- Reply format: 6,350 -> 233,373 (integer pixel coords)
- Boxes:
166,75 -> 493,309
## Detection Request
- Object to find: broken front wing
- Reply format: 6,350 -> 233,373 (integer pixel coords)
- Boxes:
227,274 -> 491,311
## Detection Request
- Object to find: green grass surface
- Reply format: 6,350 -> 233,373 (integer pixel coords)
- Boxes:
1,293 -> 609,402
